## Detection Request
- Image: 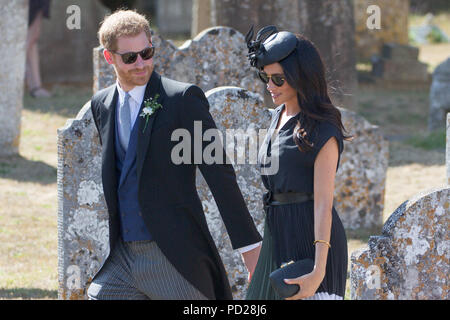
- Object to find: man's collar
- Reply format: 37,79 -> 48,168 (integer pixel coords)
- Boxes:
116,80 -> 147,105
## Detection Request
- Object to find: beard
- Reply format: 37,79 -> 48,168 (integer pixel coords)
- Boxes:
116,64 -> 153,88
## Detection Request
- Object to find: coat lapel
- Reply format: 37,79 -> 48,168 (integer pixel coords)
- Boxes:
136,71 -> 165,183
99,86 -> 119,212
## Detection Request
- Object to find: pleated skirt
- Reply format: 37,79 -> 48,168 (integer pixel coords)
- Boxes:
246,200 -> 348,300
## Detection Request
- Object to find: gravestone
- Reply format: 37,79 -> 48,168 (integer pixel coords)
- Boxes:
428,58 -> 450,132
57,102 -> 107,300
372,43 -> 429,85
94,26 -> 263,94
334,108 -> 388,230
350,186 -> 449,299
0,0 -> 28,157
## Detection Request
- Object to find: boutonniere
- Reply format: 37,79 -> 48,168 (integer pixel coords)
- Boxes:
140,94 -> 163,133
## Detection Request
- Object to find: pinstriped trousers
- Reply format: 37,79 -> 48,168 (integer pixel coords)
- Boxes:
87,238 -> 208,300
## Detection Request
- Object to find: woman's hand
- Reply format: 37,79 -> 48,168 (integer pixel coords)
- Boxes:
283,269 -> 325,300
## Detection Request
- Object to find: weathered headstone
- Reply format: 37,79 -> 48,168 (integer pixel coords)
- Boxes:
94,26 -> 263,94
372,43 -> 429,85
354,0 -> 410,61
0,0 -> 28,157
57,102 -> 107,300
335,108 -> 388,230
350,186 -> 449,300
429,58 -> 450,132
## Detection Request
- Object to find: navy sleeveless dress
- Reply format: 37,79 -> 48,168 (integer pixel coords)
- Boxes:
246,104 -> 348,300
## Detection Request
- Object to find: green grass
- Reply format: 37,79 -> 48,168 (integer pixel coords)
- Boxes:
405,129 -> 446,150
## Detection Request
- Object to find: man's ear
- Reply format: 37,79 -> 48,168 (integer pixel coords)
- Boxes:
103,49 -> 114,65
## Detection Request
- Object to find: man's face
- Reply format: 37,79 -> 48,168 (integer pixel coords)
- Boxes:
107,31 -> 154,90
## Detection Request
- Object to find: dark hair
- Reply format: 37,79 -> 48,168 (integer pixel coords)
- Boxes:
276,34 -> 352,152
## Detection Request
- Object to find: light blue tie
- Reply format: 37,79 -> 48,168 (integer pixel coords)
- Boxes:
119,92 -> 131,150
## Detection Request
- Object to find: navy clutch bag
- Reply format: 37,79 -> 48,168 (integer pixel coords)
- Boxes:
269,259 -> 315,299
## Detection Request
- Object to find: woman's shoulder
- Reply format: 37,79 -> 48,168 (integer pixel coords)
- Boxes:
311,120 -> 344,154
315,120 -> 342,137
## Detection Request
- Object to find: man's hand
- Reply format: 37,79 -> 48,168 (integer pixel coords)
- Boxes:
241,244 -> 262,282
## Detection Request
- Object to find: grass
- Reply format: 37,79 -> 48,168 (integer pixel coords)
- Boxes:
406,129 -> 446,150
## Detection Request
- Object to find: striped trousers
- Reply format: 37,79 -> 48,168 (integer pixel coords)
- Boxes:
87,238 -> 208,300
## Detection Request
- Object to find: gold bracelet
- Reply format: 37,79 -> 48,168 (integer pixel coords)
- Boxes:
313,240 -> 331,249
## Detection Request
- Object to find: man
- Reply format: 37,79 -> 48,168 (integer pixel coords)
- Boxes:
87,10 -> 262,300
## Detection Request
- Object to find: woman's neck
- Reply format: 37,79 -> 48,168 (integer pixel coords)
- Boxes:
284,101 -> 301,117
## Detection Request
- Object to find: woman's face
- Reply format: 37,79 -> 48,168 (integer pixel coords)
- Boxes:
263,62 -> 298,107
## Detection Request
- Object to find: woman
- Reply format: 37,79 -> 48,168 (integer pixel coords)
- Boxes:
245,26 -> 351,300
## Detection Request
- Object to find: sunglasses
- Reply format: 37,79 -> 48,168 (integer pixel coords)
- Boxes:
258,71 -> 286,87
110,46 -> 155,64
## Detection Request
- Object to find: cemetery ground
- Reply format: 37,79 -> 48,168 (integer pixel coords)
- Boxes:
0,13 -> 448,299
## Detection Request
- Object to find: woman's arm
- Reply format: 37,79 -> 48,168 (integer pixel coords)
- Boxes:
312,135 -> 338,275
285,136 -> 339,299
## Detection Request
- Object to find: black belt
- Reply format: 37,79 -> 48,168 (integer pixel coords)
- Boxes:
263,191 -> 314,209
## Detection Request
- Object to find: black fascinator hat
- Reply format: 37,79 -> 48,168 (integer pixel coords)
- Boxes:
245,25 -> 297,69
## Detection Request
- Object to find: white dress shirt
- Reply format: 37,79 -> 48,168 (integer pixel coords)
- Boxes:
116,81 -> 147,141
115,81 -> 261,254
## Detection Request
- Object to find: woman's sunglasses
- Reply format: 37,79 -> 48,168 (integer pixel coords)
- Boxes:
258,71 -> 286,87
110,46 -> 155,64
